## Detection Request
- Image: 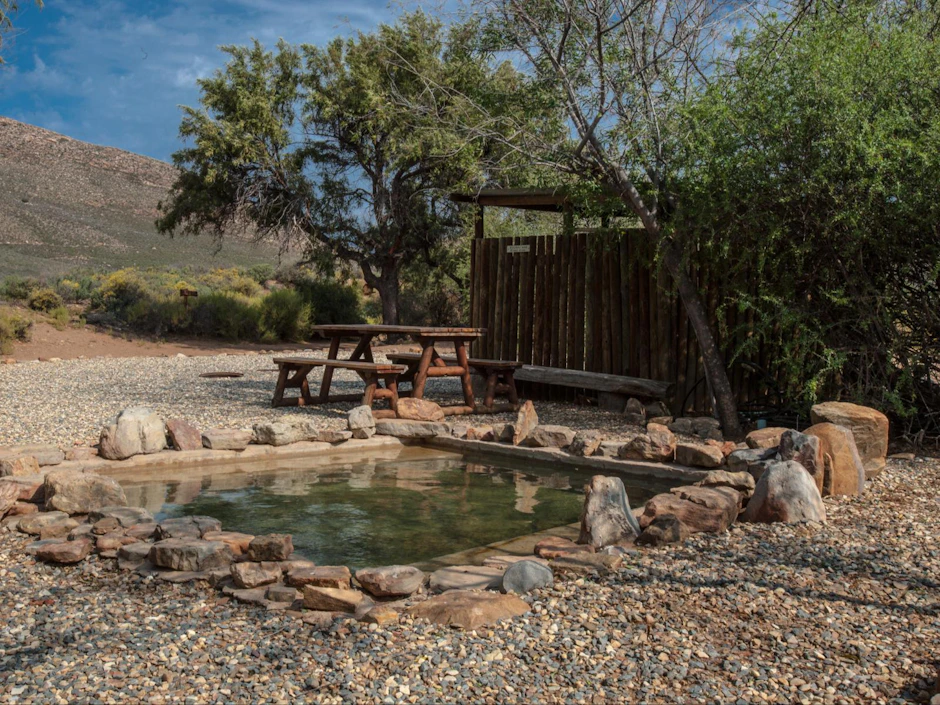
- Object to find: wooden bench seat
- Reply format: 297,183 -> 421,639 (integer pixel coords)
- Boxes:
272,357 -> 405,408
387,352 -> 521,407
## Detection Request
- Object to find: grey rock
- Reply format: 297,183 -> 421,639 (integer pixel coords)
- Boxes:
374,419 -> 449,438
0,444 -> 65,467
88,506 -> 153,527
742,460 -> 827,524
593,441 -> 625,458
155,515 -> 221,540
668,417 -> 694,435
727,447 -> 777,478
252,419 -> 317,446
347,406 -> 376,439
98,407 -> 166,460
429,565 -> 503,592
18,511 -> 72,536
317,429 -> 353,444
501,560 -> 553,594
636,513 -> 691,546
578,475 -> 641,547
777,430 -> 824,493
524,425 -> 575,448
149,538 -> 234,571
569,429 -> 603,457
231,561 -> 283,589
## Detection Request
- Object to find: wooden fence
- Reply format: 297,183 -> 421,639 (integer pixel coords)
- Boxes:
468,230 -> 770,414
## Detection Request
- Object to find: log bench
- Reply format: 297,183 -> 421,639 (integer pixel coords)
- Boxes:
386,352 -> 522,407
272,357 -> 405,409
512,365 -> 674,407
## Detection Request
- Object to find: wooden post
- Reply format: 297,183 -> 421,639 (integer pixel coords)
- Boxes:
318,336 -> 342,402
475,204 -> 485,239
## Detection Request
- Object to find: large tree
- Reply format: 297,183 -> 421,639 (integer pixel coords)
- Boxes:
158,11 -> 505,324
391,0 -> 811,436
676,5 -> 940,436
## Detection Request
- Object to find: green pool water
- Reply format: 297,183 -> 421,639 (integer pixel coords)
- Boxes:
119,447 -> 669,568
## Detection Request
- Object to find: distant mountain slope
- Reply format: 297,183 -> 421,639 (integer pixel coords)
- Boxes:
0,117 -> 289,278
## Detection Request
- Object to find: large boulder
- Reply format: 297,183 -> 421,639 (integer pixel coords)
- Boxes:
639,486 -> 740,534
512,401 -> 539,446
810,402 -> 888,478
578,475 -> 641,547
745,427 -> 789,449
777,430 -> 825,494
396,398 -> 445,422
407,590 -> 529,630
149,538 -> 234,571
347,406 -> 376,439
355,565 -> 425,597
98,407 -> 166,460
155,516 -> 221,540
619,423 -> 675,462
741,460 -> 826,524
44,470 -> 127,515
804,423 -> 865,496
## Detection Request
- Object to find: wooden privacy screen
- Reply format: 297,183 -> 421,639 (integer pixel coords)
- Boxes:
468,230 -> 770,414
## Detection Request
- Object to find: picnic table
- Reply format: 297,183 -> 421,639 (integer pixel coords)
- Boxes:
271,324 -> 485,413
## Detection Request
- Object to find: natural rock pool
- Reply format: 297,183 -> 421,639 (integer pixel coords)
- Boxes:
117,446 -> 671,568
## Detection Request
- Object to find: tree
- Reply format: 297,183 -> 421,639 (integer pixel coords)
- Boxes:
384,0 -> 808,436
158,11 -> 505,324
676,5 -> 940,436
0,0 -> 42,63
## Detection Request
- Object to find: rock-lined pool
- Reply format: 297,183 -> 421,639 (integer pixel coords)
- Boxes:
118,446 -> 670,568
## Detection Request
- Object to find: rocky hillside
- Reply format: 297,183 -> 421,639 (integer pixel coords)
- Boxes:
0,117 -> 286,278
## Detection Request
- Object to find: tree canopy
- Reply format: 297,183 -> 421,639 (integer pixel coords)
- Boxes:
675,4 -> 940,435
0,0 -> 42,62
158,11 -> 515,323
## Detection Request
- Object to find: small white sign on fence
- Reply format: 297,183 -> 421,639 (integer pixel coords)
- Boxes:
506,244 -> 531,254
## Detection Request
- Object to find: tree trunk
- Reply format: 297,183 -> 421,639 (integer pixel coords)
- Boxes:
602,162 -> 743,438
375,271 -> 401,326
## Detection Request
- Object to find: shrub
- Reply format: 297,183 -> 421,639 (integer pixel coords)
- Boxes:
190,292 -> 260,340
247,263 -> 277,284
258,289 -> 313,342
92,269 -> 148,313
27,288 -> 64,313
48,306 -> 70,331
293,276 -> 363,325
0,309 -> 32,354
1,276 -> 42,301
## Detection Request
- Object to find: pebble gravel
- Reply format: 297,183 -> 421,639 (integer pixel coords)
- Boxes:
0,352 -> 644,448
0,457 -> 936,704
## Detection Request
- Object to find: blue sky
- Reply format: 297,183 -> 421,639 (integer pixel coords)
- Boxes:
0,0 -> 406,161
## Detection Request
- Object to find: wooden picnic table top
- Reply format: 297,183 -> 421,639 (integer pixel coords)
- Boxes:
273,357 -> 405,372
311,324 -> 484,338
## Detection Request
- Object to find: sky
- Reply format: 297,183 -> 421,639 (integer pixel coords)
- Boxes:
0,0 -> 408,162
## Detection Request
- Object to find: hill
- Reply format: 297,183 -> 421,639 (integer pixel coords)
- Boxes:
0,117 -> 291,278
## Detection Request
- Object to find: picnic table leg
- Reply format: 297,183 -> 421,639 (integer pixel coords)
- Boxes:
411,340 -> 436,400
299,367 -> 315,406
361,372 -> 377,407
386,376 -> 399,413
454,338 -> 476,409
349,334 -> 374,362
506,372 -> 520,405
483,368 -> 498,408
272,365 -> 290,407
318,336 -> 342,402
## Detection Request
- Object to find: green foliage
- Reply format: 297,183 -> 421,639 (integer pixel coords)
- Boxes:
0,306 -> 32,354
676,7 -> 940,434
157,11 -> 517,322
27,287 -> 63,313
246,264 -> 277,284
257,289 -> 312,342
1,276 -> 41,301
289,273 -> 363,326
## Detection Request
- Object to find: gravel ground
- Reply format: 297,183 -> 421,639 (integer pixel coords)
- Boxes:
0,457 -> 936,704
0,352 -> 644,447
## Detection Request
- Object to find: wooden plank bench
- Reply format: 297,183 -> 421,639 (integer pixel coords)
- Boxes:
512,365 -> 674,400
272,357 -> 405,409
387,352 -> 522,407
